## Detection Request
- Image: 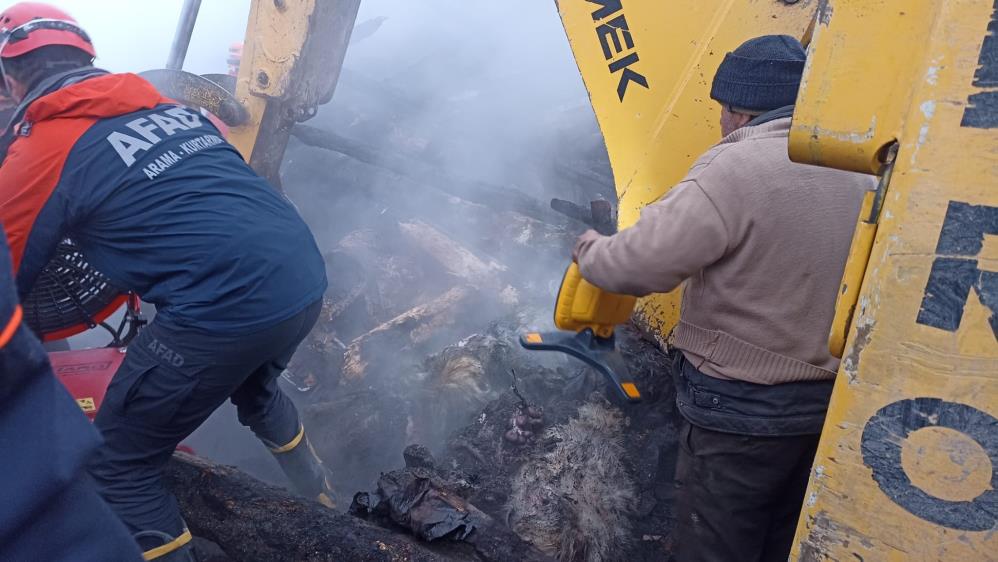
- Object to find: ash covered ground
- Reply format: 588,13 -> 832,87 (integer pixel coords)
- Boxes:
181,2 -> 685,560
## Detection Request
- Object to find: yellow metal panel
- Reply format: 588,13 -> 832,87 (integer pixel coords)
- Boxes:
828,189 -> 879,357
228,0 -> 319,161
789,1 -> 938,174
828,153 -> 897,359
792,0 -> 998,558
558,0 -> 817,339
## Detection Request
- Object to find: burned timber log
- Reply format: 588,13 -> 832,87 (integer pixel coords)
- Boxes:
291,124 -> 561,225
166,453 -> 464,562
398,221 -> 507,289
165,453 -> 553,562
342,285 -> 483,382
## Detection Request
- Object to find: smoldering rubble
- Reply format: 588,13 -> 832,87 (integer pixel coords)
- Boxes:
172,3 -> 685,561
174,325 -> 682,562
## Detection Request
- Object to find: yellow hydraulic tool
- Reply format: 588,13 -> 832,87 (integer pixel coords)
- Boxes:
551,265 -> 636,342
521,199 -> 641,402
521,263 -> 640,402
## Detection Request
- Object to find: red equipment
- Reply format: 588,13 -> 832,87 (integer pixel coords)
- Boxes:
49,342 -> 195,454
45,296 -> 195,453
47,293 -> 144,421
49,346 -> 125,421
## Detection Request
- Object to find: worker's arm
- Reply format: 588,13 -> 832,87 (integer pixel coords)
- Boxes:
0,135 -> 79,299
573,180 -> 730,297
11,199 -> 71,299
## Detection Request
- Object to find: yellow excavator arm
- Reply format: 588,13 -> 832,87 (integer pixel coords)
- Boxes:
790,1 -> 997,558
551,0 -> 996,558
227,0 -> 361,184
558,0 -> 817,338
143,0 -> 361,187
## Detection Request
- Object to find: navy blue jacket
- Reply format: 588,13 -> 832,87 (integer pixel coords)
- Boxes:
0,224 -> 143,561
0,73 -> 327,335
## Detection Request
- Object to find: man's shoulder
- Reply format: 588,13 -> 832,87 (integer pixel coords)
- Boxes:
684,128 -> 874,203
683,131 -> 787,185
0,113 -> 97,199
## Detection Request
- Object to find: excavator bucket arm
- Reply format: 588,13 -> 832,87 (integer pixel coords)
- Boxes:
557,0 -> 816,339
789,1 -> 998,557
228,0 -> 361,187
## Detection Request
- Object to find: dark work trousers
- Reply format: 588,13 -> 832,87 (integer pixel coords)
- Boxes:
90,299 -> 322,543
674,420 -> 820,562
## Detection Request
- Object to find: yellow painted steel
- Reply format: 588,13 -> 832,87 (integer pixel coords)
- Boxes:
790,0 -> 998,558
227,0 -> 316,161
827,156 -> 893,358
557,0 -> 817,340
554,263 -> 636,339
788,1 -> 939,174
828,191 -> 878,357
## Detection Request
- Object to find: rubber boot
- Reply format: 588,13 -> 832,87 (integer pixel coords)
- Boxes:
134,528 -> 197,561
265,424 -> 337,508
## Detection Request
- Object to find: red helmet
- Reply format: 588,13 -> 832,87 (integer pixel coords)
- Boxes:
0,2 -> 95,60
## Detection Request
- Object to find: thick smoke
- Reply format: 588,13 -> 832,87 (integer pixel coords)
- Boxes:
43,0 -> 249,75
57,0 -> 616,494
259,0 -> 614,490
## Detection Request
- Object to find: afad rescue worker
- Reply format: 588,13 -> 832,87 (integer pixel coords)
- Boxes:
0,3 -> 332,560
573,36 -> 874,562
0,224 -> 144,561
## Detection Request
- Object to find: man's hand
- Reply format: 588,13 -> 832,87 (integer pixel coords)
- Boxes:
572,229 -> 603,263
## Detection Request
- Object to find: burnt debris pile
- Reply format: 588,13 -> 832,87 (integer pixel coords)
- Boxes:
174,324 -> 683,562
169,5 -> 685,561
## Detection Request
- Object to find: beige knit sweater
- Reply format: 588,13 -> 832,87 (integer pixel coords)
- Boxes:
575,118 -> 874,385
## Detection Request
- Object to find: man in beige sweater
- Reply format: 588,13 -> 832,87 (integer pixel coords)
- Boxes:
573,35 -> 873,562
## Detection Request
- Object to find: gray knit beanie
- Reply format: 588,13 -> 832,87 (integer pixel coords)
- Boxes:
710,35 -> 806,112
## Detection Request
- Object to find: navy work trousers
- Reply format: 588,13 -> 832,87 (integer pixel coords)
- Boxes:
670,352 -> 826,562
89,299 -> 322,541
1,329 -> 144,562
674,420 -> 819,562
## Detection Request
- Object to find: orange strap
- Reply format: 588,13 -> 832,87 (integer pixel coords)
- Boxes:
0,305 -> 22,349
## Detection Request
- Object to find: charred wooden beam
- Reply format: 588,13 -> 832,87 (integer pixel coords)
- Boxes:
398,221 -> 506,288
164,453 -> 464,562
341,285 -> 480,382
291,124 -> 562,225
